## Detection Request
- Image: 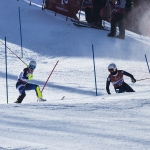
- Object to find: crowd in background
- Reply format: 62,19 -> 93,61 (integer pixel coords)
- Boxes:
83,0 -> 150,37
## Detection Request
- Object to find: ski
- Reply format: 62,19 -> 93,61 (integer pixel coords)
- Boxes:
71,19 -> 89,25
73,22 -> 110,31
71,19 -> 110,31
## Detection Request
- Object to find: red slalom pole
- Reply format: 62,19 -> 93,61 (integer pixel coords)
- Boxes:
41,60 -> 59,92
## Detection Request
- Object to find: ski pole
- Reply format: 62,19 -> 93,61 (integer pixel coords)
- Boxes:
5,37 -> 8,104
18,7 -> 23,58
145,54 -> 150,73
136,78 -> 150,81
92,45 -> 98,96
41,60 -> 59,92
0,40 -> 27,66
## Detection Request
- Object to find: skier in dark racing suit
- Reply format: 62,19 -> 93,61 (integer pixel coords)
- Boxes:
106,63 -> 136,94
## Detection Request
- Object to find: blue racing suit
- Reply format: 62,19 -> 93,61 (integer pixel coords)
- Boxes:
15,67 -> 42,103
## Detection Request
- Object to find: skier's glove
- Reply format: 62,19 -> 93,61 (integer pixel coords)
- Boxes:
28,74 -> 33,80
131,78 -> 136,83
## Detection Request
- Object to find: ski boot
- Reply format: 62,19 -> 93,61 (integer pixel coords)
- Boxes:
37,98 -> 46,102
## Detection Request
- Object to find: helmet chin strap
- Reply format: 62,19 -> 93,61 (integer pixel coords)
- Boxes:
111,69 -> 118,75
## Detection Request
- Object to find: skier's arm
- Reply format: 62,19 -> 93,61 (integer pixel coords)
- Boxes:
27,74 -> 33,80
23,68 -> 33,80
106,77 -> 111,94
122,70 -> 136,83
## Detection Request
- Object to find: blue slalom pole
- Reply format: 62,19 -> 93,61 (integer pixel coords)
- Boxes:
5,37 -> 8,104
92,44 -> 98,96
18,7 -> 23,58
145,54 -> 150,73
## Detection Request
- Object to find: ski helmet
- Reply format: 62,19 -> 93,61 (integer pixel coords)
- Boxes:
108,63 -> 117,72
28,60 -> 36,69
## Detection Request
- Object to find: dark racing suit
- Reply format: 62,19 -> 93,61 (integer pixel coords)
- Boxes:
106,70 -> 136,94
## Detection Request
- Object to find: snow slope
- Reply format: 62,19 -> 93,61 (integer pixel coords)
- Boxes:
0,0 -> 150,149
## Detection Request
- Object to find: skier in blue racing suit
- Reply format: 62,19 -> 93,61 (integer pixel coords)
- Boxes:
14,60 -> 46,103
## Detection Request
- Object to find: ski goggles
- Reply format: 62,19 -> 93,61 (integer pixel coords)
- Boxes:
29,65 -> 36,69
108,68 -> 114,72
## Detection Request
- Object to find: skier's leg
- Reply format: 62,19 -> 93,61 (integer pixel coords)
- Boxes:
15,84 -> 26,103
111,17 -> 117,36
108,14 -> 117,37
36,86 -> 46,101
118,19 -> 125,38
85,7 -> 92,23
124,82 -> 135,92
15,94 -> 26,103
35,86 -> 42,98
25,83 -> 46,101
115,87 -> 125,93
92,9 -> 100,24
25,83 -> 42,98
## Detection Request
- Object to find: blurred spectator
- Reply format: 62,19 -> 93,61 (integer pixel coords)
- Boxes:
84,0 -> 107,28
84,0 -> 93,23
107,0 -> 126,39
92,0 -> 107,27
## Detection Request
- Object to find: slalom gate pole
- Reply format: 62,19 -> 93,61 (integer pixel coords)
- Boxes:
0,40 -> 27,66
18,7 -> 23,58
41,60 -> 59,93
136,78 -> 150,81
92,45 -> 98,96
5,37 -> 8,104
145,54 -> 150,73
